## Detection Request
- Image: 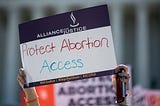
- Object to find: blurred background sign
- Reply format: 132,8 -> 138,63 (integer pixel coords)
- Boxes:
54,76 -> 115,106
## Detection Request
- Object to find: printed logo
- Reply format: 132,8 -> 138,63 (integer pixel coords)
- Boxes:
37,12 -> 86,39
70,12 -> 79,27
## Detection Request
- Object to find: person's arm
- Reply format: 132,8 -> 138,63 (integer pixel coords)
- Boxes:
17,68 -> 40,106
112,64 -> 130,106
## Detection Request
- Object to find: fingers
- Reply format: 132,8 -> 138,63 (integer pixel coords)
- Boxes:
114,65 -> 130,79
19,68 -> 25,76
19,68 -> 26,80
17,68 -> 26,87
115,64 -> 130,80
115,64 -> 128,73
120,78 -> 128,83
115,65 -> 130,91
17,74 -> 24,85
112,71 -> 130,82
119,73 -> 130,90
119,73 -> 130,84
118,73 -> 130,79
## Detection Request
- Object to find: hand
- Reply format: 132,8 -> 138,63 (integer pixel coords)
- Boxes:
17,68 -> 35,93
17,68 -> 36,94
112,64 -> 131,105
17,68 -> 39,106
17,68 -> 26,90
112,64 -> 130,93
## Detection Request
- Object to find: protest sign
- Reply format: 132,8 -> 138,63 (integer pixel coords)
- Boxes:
19,5 -> 117,87
55,76 -> 115,106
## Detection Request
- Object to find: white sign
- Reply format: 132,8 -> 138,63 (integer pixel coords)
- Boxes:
19,5 -> 117,87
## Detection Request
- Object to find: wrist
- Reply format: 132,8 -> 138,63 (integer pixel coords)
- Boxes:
24,87 -> 38,99
24,96 -> 39,104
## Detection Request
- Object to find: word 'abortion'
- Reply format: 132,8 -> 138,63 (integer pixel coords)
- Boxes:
57,76 -> 115,106
21,37 -> 109,57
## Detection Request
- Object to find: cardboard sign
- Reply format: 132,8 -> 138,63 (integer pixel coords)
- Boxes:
19,5 -> 117,87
